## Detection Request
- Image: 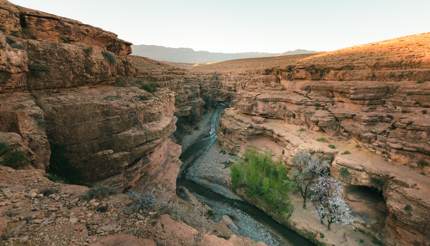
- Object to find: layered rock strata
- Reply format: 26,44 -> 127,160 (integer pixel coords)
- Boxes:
212,33 -> 430,245
0,1 -> 177,191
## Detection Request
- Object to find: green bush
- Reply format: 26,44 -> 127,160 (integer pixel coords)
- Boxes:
316,137 -> 328,142
340,167 -> 351,179
0,142 -> 30,169
417,160 -> 429,168
83,47 -> 93,56
140,82 -> 158,93
231,148 -> 294,218
0,142 -> 8,155
29,63 -> 49,78
81,186 -> 116,201
102,51 -> 116,65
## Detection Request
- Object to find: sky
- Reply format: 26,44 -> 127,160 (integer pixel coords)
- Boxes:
10,0 -> 430,53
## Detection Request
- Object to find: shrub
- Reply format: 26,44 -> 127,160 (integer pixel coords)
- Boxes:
115,77 -> 127,87
231,148 -> 294,218
0,142 -> 8,155
404,204 -> 413,214
83,47 -> 93,56
0,142 -> 30,169
339,167 -> 351,179
417,160 -> 429,168
328,144 -> 336,149
3,151 -> 29,168
29,63 -> 49,78
316,137 -> 328,143
125,190 -> 158,214
81,186 -> 116,201
104,95 -> 121,101
135,95 -> 148,101
140,82 -> 158,93
102,51 -> 116,65
370,177 -> 385,189
341,150 -> 351,155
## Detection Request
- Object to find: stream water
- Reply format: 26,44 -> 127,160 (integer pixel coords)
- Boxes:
177,105 -> 313,246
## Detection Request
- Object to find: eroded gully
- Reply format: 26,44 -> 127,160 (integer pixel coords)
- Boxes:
176,105 -> 313,246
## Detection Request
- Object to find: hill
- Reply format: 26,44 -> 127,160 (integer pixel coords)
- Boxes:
131,44 -> 314,64
192,32 -> 430,76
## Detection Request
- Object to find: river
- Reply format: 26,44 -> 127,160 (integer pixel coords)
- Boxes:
176,105 -> 313,246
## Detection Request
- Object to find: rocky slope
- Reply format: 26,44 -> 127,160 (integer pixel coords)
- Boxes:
0,165 -> 265,246
200,33 -> 430,245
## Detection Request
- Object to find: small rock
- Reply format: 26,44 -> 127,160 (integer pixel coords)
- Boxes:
29,190 -> 38,198
70,217 -> 79,224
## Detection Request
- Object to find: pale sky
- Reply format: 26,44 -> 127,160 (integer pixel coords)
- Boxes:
10,0 -> 430,53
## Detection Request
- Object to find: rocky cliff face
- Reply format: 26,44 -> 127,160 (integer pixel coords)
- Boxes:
210,33 -> 430,245
129,55 -> 234,137
0,0 -> 179,192
0,2 -> 267,245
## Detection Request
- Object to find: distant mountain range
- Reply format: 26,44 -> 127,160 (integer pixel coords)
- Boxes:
131,44 -> 315,64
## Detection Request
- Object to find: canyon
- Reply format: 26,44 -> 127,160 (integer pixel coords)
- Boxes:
0,1 -> 429,245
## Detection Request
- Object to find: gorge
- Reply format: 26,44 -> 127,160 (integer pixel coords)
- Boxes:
1,1 -> 429,245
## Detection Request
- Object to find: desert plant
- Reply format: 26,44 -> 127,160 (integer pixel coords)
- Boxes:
140,82 -> 158,93
0,142 -> 30,169
135,95 -> 148,101
370,177 -> 385,189
115,77 -> 127,87
0,142 -> 8,155
126,190 -> 157,213
104,95 -> 121,101
291,150 -> 330,209
316,137 -> 328,143
29,63 -> 49,78
339,167 -> 351,180
83,47 -> 93,56
417,160 -> 429,168
328,144 -> 336,149
81,186 -> 116,201
102,50 -> 116,65
311,177 -> 353,230
231,148 -> 294,218
404,204 -> 413,214
341,150 -> 351,155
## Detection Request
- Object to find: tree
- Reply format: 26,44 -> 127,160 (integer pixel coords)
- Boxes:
311,177 -> 353,230
231,149 -> 294,218
291,150 -> 330,208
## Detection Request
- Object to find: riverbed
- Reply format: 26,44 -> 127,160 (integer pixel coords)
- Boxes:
176,106 -> 313,246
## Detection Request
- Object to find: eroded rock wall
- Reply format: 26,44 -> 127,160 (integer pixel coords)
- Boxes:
130,56 -> 235,136
0,1 -> 178,191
